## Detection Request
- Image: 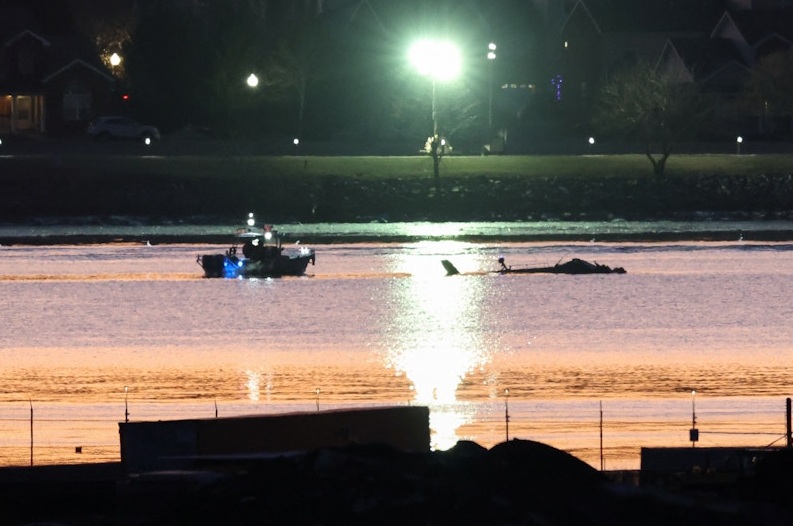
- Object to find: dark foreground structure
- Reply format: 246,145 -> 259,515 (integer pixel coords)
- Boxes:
4,442 -> 793,525
2,407 -> 793,525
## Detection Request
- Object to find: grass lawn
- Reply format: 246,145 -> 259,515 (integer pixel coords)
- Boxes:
46,153 -> 793,181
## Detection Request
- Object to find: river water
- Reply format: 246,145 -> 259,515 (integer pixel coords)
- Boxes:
1,221 -> 792,470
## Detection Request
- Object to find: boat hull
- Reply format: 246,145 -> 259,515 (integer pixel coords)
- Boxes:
200,252 -> 315,278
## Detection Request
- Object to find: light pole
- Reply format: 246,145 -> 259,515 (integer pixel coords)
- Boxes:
487,42 -> 496,130
408,39 -> 462,178
504,388 -> 510,441
689,390 -> 698,447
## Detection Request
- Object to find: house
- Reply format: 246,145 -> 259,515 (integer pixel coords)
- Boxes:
555,0 -> 793,136
0,13 -> 116,137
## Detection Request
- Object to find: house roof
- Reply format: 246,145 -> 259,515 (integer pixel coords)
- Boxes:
601,32 -> 672,72
726,7 -> 793,46
45,33 -> 110,78
570,0 -> 724,33
3,28 -> 50,48
0,26 -> 113,91
662,36 -> 749,82
42,59 -> 114,84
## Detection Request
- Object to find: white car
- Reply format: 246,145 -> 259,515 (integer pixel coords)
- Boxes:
87,116 -> 160,143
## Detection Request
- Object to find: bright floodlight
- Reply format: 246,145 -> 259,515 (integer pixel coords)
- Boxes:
246,73 -> 259,88
110,53 -> 121,66
409,39 -> 462,82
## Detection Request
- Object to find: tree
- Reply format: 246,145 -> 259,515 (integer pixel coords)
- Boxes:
739,49 -> 793,135
262,16 -> 331,139
123,1 -> 270,134
67,0 -> 136,76
594,63 -> 711,176
122,4 -> 208,130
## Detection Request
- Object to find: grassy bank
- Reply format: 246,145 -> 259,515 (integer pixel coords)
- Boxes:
19,152 -> 793,178
2,154 -> 792,223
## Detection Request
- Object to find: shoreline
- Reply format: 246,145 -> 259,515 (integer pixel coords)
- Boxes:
2,152 -> 793,227
2,218 -> 793,246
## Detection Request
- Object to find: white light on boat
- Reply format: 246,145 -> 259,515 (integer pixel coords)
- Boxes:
264,231 -> 273,241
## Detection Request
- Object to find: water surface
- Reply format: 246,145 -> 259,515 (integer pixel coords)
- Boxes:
1,235 -> 792,470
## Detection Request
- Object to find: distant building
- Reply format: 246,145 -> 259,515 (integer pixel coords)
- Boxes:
556,0 -> 793,135
119,405 -> 431,473
0,9 -> 116,136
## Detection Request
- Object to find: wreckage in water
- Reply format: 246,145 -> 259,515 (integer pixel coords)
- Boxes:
442,257 -> 626,276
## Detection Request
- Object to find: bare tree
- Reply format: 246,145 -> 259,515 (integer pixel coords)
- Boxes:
594,63 -> 711,176
263,16 -> 330,139
739,49 -> 793,135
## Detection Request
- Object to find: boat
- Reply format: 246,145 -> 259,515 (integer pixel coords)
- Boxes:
442,257 -> 625,276
197,214 -> 315,278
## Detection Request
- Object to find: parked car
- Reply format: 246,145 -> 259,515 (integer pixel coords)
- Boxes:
87,116 -> 160,143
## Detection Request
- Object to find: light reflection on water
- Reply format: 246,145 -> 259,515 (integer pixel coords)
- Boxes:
382,242 -> 494,449
1,240 -> 793,469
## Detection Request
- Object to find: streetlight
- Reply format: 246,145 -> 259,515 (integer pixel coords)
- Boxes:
246,73 -> 259,88
108,52 -> 123,86
487,43 -> 496,130
408,39 -> 461,138
408,39 -> 461,178
736,135 -> 743,155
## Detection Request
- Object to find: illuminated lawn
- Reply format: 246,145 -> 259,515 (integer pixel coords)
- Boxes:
61,153 -> 793,180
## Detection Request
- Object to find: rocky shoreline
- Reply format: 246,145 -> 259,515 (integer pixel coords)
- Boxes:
2,153 -> 793,227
